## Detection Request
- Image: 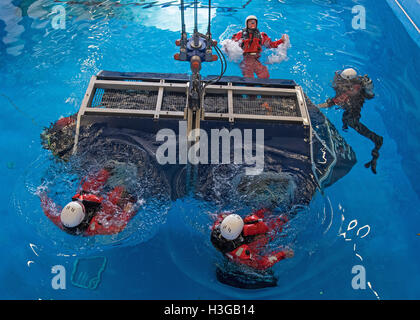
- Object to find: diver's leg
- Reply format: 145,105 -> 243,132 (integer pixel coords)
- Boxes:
255,59 -> 270,79
342,111 -> 350,131
348,118 -> 383,174
240,57 -> 255,78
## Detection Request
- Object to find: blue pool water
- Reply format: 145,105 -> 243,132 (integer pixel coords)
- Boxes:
1,0 -> 419,299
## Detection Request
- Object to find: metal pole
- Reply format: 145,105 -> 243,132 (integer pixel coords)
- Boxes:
181,0 -> 186,34
207,0 -> 211,35
194,0 -> 198,33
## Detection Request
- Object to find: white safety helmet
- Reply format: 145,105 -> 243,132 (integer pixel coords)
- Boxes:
340,68 -> 358,80
60,201 -> 86,228
220,214 -> 244,240
245,15 -> 258,27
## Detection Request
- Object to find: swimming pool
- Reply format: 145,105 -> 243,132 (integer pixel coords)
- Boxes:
0,0 -> 419,300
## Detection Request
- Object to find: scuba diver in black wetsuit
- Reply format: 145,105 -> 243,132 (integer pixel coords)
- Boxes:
318,68 -> 383,174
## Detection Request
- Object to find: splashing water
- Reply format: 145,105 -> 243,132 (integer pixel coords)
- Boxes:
220,39 -> 244,63
266,35 -> 291,65
219,24 -> 291,65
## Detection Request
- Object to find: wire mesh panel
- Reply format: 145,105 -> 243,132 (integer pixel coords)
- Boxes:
90,88 -> 159,111
203,93 -> 229,113
232,94 -> 300,117
161,91 -> 187,112
91,88 -> 105,108
83,76 -> 308,124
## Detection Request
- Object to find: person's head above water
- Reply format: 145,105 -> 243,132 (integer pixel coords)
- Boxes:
334,67 -> 375,99
340,68 -> 358,80
220,214 -> 244,240
60,201 -> 86,228
245,15 -> 258,30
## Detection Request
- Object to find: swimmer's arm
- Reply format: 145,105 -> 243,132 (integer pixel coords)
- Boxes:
253,208 -> 270,218
320,86 -> 359,108
212,212 -> 231,230
254,249 -> 294,270
80,168 -> 111,193
232,246 -> 293,270
85,205 -> 136,236
39,192 -> 63,228
242,209 -> 269,224
121,201 -> 139,221
243,220 -> 269,236
261,33 -> 287,48
85,195 -> 140,236
266,215 -> 289,241
318,98 -> 337,108
262,249 -> 294,267
231,31 -> 243,42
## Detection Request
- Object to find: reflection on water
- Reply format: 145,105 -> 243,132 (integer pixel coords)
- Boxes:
0,0 -> 25,55
2,0 -> 255,56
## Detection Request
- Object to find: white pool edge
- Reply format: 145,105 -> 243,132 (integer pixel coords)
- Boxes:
386,0 -> 420,47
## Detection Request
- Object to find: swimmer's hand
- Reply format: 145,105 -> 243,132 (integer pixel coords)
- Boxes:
318,98 -> 335,109
35,185 -> 49,197
317,102 -> 330,108
284,249 -> 294,258
272,34 -> 289,47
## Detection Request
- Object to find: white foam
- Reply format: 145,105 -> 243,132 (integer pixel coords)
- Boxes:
265,35 -> 291,65
220,39 -> 243,63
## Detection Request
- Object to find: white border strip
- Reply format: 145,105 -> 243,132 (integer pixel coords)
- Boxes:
394,0 -> 420,34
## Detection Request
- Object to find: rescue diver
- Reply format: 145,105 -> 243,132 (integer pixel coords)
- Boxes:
39,165 -> 140,236
318,68 -> 383,174
211,209 -> 294,270
231,15 -> 289,79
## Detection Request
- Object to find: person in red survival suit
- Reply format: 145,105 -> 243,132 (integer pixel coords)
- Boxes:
39,166 -> 139,236
210,209 -> 294,271
231,15 -> 289,79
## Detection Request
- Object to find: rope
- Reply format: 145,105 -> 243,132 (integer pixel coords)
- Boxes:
0,93 -> 42,128
203,45 -> 227,89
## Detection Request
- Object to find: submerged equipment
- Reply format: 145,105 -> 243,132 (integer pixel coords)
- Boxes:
67,70 -> 344,193
41,2 -> 356,194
